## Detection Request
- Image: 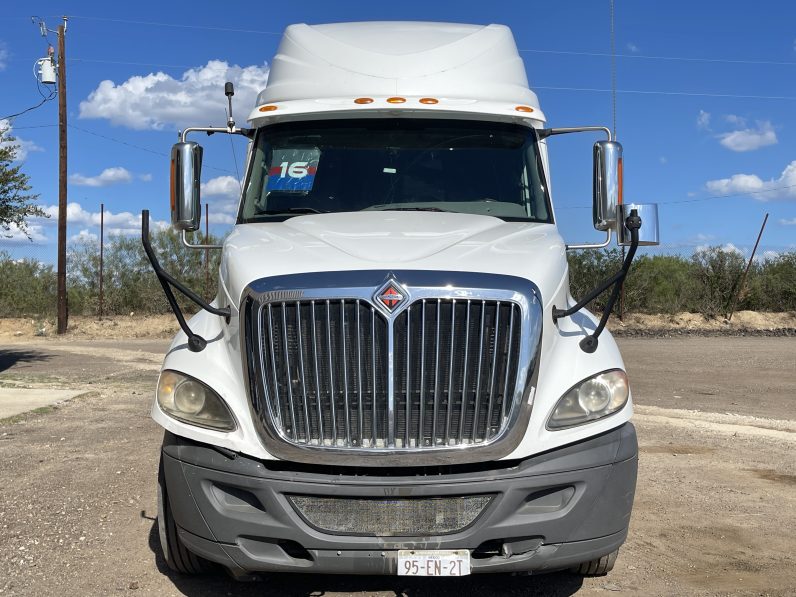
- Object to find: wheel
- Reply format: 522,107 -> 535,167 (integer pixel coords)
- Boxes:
571,549 -> 619,576
157,457 -> 208,574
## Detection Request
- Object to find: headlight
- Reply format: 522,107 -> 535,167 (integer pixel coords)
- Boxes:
547,369 -> 629,430
157,370 -> 236,431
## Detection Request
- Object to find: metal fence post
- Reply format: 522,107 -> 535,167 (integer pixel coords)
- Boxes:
99,202 -> 104,319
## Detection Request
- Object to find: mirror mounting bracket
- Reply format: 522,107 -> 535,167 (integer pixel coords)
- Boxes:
141,209 -> 230,353
553,209 -> 642,353
566,229 -> 612,251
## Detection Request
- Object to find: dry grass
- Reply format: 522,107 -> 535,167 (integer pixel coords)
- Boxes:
1,310 -> 795,341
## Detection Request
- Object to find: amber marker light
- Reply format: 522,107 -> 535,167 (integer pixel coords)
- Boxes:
386,97 -> 406,104
354,97 -> 374,104
258,105 -> 278,112
515,105 -> 534,113
169,157 -> 176,213
419,97 -> 439,104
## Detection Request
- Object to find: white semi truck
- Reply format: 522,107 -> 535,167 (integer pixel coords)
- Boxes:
143,21 -> 659,579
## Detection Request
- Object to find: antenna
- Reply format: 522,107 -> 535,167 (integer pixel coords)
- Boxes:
225,81 -> 235,130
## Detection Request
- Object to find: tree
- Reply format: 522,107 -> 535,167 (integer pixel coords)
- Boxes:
0,123 -> 46,239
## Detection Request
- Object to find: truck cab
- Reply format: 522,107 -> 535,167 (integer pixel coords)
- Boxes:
148,21 -> 658,579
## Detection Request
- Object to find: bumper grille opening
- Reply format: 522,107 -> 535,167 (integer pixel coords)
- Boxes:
278,539 -> 313,562
288,494 -> 494,537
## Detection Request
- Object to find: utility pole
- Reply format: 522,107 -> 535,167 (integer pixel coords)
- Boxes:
56,17 -> 69,334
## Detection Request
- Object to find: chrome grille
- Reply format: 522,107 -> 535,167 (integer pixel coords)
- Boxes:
242,270 -> 542,462
287,494 -> 493,536
393,300 -> 521,447
255,299 -> 388,447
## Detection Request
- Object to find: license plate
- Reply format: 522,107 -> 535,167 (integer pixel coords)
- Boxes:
397,549 -> 470,577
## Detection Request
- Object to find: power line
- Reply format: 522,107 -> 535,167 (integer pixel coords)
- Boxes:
557,183 -> 796,210
1,95 -> 56,122
660,184 -> 796,205
66,15 -> 281,35
70,58 -> 196,69
225,108 -> 243,192
4,124 -> 57,129
535,85 -> 796,101
519,48 -> 796,67
67,123 -> 236,175
16,15 -> 796,67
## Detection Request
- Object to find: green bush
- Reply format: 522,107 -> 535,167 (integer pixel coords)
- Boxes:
0,252 -> 57,317
2,242 -> 794,318
66,228 -> 222,316
565,248 -> 623,313
624,255 -> 699,314
566,246 -> 795,317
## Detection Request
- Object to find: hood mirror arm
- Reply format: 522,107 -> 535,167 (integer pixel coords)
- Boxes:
141,209 -> 230,353
552,209 -> 642,353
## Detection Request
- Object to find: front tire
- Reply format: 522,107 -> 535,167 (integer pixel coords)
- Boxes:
157,457 -> 208,575
572,549 -> 619,576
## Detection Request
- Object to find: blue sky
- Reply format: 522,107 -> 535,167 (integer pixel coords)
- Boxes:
1,0 -> 795,262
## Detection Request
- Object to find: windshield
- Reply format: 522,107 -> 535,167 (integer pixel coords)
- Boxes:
239,119 -> 552,223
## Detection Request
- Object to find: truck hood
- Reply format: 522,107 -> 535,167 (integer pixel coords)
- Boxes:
220,212 -> 568,309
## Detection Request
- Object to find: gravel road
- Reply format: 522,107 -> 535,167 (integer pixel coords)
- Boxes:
1,336 -> 794,596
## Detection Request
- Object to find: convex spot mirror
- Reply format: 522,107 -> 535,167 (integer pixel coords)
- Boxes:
618,203 -> 660,246
592,140 -> 622,232
170,141 -> 203,232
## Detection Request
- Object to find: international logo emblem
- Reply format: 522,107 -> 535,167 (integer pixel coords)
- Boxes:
376,281 -> 406,311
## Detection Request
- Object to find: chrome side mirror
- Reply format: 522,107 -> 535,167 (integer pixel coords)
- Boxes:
592,140 -> 622,232
618,203 -> 660,246
170,142 -> 203,231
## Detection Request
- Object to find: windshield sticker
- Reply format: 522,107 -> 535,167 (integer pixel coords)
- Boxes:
266,148 -> 320,192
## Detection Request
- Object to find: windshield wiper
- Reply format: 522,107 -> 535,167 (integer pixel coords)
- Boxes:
259,207 -> 328,215
376,206 -> 451,212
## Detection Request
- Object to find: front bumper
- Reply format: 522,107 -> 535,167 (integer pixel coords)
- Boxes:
161,423 -> 638,575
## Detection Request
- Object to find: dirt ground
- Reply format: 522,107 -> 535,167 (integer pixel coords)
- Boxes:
2,310 -> 795,341
0,334 -> 794,596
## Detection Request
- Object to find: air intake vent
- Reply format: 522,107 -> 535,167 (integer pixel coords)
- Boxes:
288,494 -> 493,536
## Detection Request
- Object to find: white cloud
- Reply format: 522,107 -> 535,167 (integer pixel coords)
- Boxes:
2,222 -> 47,243
696,242 -> 745,256
724,114 -> 747,126
706,160 -> 796,200
201,175 -> 241,225
626,42 -> 640,53
70,229 -> 98,243
69,167 -> 133,187
696,110 -> 711,131
138,173 -> 153,182
79,60 -> 270,130
721,243 -> 745,256
36,202 -> 169,238
0,119 -> 44,161
718,120 -> 777,152
0,42 -> 8,71
41,202 -> 146,229
201,175 -> 240,198
759,250 -> 780,262
780,217 -> 796,225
